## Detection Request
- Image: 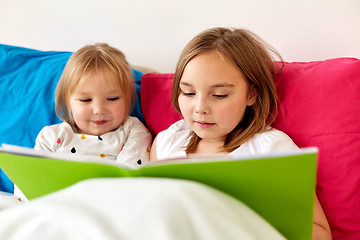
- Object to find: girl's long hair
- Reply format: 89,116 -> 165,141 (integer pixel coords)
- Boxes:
172,27 -> 283,153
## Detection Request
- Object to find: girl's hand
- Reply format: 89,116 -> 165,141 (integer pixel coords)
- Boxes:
312,194 -> 332,240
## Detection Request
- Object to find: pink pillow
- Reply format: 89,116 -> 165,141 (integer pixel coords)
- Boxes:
273,58 -> 360,240
141,73 -> 181,137
140,58 -> 360,240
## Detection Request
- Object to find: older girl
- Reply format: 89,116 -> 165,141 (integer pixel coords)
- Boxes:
151,27 -> 331,239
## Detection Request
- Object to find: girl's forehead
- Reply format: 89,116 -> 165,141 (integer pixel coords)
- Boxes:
78,70 -> 121,87
69,75 -> 122,98
180,51 -> 247,87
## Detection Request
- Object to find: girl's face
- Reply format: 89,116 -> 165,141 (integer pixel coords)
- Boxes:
69,73 -> 126,136
178,51 -> 256,145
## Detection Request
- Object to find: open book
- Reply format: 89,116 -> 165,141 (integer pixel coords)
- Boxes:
0,144 -> 317,240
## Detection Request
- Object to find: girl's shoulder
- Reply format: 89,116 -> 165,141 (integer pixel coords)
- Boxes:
231,127 -> 299,155
251,127 -> 299,151
160,119 -> 189,134
258,127 -> 294,139
39,122 -> 74,136
157,119 -> 190,144
121,116 -> 147,130
34,122 -> 75,151
155,119 -> 189,160
118,116 -> 151,139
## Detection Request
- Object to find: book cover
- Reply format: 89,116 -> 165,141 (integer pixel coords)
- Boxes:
0,144 -> 317,240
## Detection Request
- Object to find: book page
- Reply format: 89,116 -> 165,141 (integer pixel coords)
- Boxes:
0,144 -> 130,168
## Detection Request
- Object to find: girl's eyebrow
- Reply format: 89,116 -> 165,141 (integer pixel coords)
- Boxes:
179,82 -> 193,87
210,83 -> 235,88
74,89 -> 121,95
179,82 -> 235,88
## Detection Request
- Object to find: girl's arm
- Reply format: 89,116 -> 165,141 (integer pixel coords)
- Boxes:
313,194 -> 332,240
34,126 -> 58,152
116,117 -> 152,166
149,136 -> 157,162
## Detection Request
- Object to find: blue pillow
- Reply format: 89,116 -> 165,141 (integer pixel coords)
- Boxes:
0,44 -> 144,192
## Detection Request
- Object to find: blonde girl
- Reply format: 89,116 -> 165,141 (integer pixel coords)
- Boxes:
35,43 -> 151,167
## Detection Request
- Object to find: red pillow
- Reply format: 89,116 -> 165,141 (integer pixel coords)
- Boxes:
141,73 -> 181,137
140,58 -> 360,240
273,58 -> 360,240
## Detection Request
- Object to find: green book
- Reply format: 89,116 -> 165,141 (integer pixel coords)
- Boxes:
0,144 -> 317,240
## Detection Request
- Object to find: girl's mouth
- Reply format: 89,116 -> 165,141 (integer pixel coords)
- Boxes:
195,121 -> 215,128
93,120 -> 108,125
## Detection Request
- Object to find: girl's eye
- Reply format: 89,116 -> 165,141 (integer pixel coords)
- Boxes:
213,94 -> 228,99
107,97 -> 119,101
181,91 -> 195,97
80,99 -> 91,102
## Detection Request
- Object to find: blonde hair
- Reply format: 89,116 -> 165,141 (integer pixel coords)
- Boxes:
55,43 -> 135,129
172,27 -> 282,153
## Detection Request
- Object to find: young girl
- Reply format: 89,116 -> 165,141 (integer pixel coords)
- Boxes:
35,43 -> 152,167
150,27 -> 331,239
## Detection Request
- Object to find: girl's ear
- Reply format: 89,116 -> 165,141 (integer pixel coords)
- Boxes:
247,85 -> 257,106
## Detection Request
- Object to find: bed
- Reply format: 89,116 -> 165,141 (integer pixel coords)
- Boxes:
0,44 -> 359,239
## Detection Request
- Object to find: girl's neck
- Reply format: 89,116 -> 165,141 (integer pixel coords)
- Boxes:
193,139 -> 228,155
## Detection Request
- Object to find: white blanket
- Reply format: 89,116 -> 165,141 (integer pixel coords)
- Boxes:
0,178 -> 285,240
0,191 -> 23,210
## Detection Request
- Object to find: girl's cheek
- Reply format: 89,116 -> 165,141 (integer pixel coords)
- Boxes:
178,96 -> 185,112
74,106 -> 90,119
218,103 -> 233,114
178,97 -> 191,115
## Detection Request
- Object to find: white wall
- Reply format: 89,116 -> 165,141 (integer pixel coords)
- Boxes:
0,0 -> 359,72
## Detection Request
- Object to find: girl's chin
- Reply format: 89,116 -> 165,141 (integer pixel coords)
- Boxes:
193,130 -> 228,143
81,129 -> 109,136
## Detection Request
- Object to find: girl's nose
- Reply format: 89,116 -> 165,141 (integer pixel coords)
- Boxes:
93,102 -> 106,115
195,97 -> 209,115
